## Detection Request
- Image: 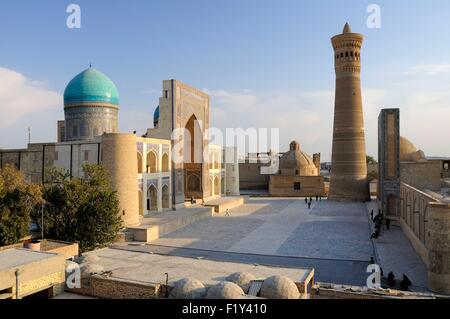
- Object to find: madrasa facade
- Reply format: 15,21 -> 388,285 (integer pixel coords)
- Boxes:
0,68 -> 240,227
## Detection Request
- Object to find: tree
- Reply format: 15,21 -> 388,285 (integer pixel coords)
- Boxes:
35,163 -> 122,252
367,155 -> 377,165
0,165 -> 43,246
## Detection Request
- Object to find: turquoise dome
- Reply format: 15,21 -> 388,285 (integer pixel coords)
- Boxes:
64,68 -> 119,106
153,105 -> 160,124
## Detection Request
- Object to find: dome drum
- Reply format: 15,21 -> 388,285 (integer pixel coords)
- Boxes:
63,68 -> 120,141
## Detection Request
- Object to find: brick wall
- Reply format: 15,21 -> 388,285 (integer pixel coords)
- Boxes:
69,275 -> 162,299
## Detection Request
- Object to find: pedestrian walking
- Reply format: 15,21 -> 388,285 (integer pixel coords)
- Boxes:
400,275 -> 412,291
388,272 -> 396,288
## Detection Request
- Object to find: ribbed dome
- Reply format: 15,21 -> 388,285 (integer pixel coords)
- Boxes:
64,68 -> 119,106
279,141 -> 318,176
400,136 -> 417,156
400,136 -> 426,162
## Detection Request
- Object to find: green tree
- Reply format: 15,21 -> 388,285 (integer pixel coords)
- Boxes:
36,163 -> 123,252
0,165 -> 43,246
366,155 -> 377,165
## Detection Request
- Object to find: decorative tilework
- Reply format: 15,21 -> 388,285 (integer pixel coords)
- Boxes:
137,142 -> 144,155
147,143 -> 159,155
147,179 -> 158,190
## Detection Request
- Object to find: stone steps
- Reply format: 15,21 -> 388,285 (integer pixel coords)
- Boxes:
204,196 -> 245,213
127,207 -> 213,242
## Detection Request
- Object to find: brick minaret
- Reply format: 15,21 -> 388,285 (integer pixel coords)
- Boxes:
329,23 -> 370,202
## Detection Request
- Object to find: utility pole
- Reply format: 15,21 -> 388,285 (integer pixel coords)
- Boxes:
15,269 -> 20,299
40,204 -> 44,240
27,127 -> 31,144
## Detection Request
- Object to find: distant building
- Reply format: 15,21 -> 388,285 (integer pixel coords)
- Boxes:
239,141 -> 324,197
0,249 -> 67,299
0,68 -> 239,228
378,108 -> 450,295
239,152 -> 276,191
269,141 -> 324,197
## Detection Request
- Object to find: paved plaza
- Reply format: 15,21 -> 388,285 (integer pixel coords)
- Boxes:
114,197 -> 428,289
151,198 -> 374,261
119,198 -> 376,285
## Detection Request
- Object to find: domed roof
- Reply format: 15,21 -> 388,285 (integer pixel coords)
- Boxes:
400,136 -> 417,156
279,141 -> 318,176
400,136 -> 426,162
64,68 -> 119,106
153,105 -> 160,124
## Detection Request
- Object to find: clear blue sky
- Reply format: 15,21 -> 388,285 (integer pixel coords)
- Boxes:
1,0 -> 449,160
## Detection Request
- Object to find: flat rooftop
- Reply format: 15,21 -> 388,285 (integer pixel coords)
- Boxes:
85,248 -> 313,286
0,248 -> 58,272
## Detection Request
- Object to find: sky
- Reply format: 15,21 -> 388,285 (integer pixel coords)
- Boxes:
0,0 -> 449,161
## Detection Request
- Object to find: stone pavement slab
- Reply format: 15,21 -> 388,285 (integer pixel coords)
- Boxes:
366,202 -> 429,292
152,198 -> 374,261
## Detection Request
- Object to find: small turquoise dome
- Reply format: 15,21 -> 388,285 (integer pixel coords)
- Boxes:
153,105 -> 160,126
64,68 -> 119,106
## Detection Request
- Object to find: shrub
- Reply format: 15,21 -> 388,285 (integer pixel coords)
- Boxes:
0,165 -> 43,246
35,163 -> 123,252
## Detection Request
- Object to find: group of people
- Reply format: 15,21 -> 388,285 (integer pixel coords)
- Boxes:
304,195 -> 322,209
370,210 -> 383,239
370,209 -> 391,239
387,271 -> 413,291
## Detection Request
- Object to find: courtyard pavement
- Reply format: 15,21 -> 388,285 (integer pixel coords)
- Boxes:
113,197 -> 430,290
119,198 -> 377,286
151,198 -> 374,261
366,201 -> 430,292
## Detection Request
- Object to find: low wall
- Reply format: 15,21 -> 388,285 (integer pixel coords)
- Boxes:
0,240 -> 78,259
400,161 -> 442,191
427,202 -> 450,295
68,275 -> 161,299
400,183 -> 450,295
269,175 -> 325,197
311,283 -> 446,299
400,183 -> 437,257
399,218 -> 429,267
41,240 -> 79,259
205,197 -> 245,213
312,287 -> 385,299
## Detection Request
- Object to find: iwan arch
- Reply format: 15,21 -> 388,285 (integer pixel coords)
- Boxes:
0,70 -> 240,229
145,80 -> 236,208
